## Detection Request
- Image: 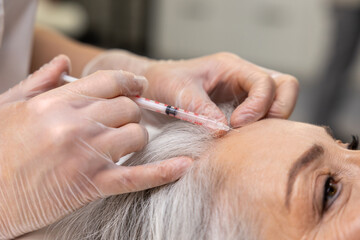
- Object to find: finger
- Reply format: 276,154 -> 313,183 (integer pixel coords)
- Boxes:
65,70 -> 148,99
266,74 -> 299,119
0,55 -> 70,104
175,87 -> 228,136
230,73 -> 276,127
178,89 -> 227,122
96,123 -> 148,161
175,85 -> 228,125
94,157 -> 193,195
84,96 -> 141,128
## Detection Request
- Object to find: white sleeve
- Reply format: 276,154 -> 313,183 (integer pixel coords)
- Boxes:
0,0 -> 4,47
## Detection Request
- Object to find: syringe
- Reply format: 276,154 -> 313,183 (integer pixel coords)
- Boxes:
60,74 -> 230,132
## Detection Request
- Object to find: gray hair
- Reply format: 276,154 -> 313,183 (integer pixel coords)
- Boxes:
48,104 -> 259,240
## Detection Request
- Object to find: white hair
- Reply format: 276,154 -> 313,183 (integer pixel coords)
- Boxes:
48,104 -> 259,240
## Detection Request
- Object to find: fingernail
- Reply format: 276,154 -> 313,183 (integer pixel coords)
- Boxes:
134,75 -> 147,82
39,63 -> 49,71
270,72 -> 282,78
50,55 -> 62,65
233,115 -> 254,127
134,75 -> 149,91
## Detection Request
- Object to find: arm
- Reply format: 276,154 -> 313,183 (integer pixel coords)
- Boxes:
31,27 -> 150,78
32,27 -> 299,130
1,55 -> 192,239
31,26 -> 102,77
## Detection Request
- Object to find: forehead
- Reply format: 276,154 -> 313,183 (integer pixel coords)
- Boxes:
216,119 -> 328,155
209,119 -> 356,238
211,118 -> 331,201
212,118 -> 329,173
229,119 -> 326,142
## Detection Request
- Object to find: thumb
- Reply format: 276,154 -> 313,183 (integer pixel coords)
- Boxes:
64,70 -> 148,99
94,157 -> 193,196
0,55 -> 70,105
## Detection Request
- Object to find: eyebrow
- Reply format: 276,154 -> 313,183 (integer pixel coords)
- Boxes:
285,144 -> 324,210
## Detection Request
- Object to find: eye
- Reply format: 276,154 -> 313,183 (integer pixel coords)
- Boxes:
322,177 -> 340,213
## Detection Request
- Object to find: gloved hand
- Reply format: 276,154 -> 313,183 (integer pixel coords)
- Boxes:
0,55 -> 192,239
83,51 -> 299,130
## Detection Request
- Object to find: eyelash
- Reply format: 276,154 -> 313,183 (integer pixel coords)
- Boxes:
347,135 -> 359,150
319,135 -> 355,216
322,176 -> 340,214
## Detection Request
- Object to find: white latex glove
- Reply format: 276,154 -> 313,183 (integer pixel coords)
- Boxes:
0,55 -> 193,239
83,51 -> 299,133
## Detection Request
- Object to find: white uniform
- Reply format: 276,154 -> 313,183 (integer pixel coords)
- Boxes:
0,0 -> 37,93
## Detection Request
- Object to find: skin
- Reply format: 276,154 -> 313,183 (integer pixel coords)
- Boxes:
1,26 -> 298,237
213,119 -> 360,240
0,56 -> 193,239
20,118 -> 360,240
31,27 -> 299,129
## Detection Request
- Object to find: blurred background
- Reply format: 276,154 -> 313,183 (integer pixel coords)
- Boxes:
37,0 -> 360,140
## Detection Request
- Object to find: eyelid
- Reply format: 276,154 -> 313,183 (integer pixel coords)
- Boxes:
313,172 -> 342,220
322,178 -> 342,213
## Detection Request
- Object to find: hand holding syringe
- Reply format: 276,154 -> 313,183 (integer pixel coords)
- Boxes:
61,74 -> 230,132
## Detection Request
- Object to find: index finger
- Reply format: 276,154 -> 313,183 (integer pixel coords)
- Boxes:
64,70 -> 148,99
230,72 -> 276,127
94,157 -> 193,196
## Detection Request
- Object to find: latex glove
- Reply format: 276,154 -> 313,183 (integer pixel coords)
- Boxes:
83,51 -> 299,129
0,55 -> 192,239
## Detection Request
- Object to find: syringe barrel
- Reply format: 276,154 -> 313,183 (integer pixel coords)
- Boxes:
61,75 -> 229,131
131,96 -> 230,131
132,97 -> 166,113
173,109 -> 230,131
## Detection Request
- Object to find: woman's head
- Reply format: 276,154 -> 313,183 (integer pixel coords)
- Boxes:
49,108 -> 360,240
213,118 -> 360,239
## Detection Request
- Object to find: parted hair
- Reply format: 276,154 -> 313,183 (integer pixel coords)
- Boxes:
49,104 -> 259,240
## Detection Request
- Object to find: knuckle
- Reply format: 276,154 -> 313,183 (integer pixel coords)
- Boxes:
268,104 -> 290,119
215,51 -> 239,60
93,70 -> 111,79
126,123 -> 148,146
116,169 -> 137,192
286,75 -> 300,90
92,70 -> 118,86
263,75 -> 276,90
259,73 -> 275,84
27,96 -> 57,114
251,73 -> 276,92
157,163 -> 175,183
92,70 -> 139,96
131,106 -> 142,123
120,97 -> 141,122
49,122 -> 80,144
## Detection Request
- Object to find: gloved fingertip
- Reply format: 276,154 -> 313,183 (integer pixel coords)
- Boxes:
230,113 -> 257,128
170,157 -> 193,177
215,113 -> 228,125
133,75 -> 149,92
197,104 -> 227,124
50,55 -> 71,72
60,55 -> 72,75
